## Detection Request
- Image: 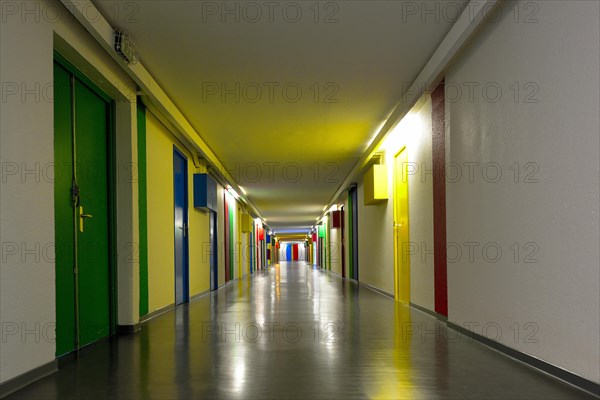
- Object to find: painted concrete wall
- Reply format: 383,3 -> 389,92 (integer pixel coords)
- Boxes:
342,198 -> 350,277
329,216 -> 343,275
357,176 -> 394,294
278,243 -> 306,261
242,231 -> 251,274
146,112 -> 176,312
0,5 -> 55,383
146,111 -> 212,312
188,185 -> 210,297
357,97 -> 434,299
445,0 -> 599,383
0,0 -> 135,383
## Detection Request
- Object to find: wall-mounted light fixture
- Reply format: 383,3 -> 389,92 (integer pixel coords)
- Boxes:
114,29 -> 136,64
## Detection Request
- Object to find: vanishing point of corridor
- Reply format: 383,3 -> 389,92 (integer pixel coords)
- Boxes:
6,262 -> 592,400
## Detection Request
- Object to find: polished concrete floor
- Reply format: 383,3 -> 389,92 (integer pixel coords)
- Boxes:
7,262 -> 595,399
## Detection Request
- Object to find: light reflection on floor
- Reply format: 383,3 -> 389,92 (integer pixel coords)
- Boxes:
6,261 -> 595,400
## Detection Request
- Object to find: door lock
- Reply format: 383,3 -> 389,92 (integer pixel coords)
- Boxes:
178,223 -> 189,237
79,206 -> 93,232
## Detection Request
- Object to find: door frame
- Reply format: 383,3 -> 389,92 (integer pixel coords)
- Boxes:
54,53 -> 118,355
173,145 -> 190,304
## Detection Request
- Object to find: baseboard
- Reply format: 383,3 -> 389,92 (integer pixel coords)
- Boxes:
56,351 -> 78,368
447,321 -> 600,397
358,281 -> 394,299
219,280 -> 234,288
409,302 -> 448,322
345,276 -> 598,397
140,303 -> 176,324
117,323 -> 140,334
190,290 -> 209,302
325,270 -> 342,279
328,270 -> 355,281
0,360 -> 57,399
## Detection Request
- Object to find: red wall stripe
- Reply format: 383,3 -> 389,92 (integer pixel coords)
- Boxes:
432,82 -> 448,317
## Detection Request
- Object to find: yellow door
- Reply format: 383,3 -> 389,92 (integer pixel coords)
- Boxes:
394,147 -> 410,303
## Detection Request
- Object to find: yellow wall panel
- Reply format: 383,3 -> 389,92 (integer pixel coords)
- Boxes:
241,213 -> 253,232
146,112 -> 175,312
188,172 -> 210,297
146,111 -> 210,312
363,164 -> 388,205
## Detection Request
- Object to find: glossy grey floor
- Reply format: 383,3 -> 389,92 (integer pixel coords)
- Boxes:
8,262 -> 595,399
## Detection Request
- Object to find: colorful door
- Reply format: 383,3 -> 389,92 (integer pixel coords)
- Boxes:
224,195 -> 230,281
340,207 -> 346,278
54,60 -> 113,356
394,147 -> 410,303
349,187 -> 359,280
209,211 -> 218,291
173,147 -> 189,305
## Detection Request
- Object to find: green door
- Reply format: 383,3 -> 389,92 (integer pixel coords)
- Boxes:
54,61 -> 112,356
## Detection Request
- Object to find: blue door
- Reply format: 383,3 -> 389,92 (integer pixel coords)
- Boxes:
173,147 -> 189,305
209,211 -> 218,291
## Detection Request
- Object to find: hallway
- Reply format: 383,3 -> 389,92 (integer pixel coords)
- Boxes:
6,262 -> 592,400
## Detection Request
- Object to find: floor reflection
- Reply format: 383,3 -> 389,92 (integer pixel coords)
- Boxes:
6,261 -> 594,400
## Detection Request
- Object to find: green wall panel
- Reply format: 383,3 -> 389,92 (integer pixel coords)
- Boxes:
137,102 -> 149,316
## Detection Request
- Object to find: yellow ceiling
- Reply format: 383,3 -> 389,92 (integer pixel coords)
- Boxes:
95,0 -> 464,233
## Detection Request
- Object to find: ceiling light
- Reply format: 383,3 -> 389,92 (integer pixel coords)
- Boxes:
227,187 -> 239,199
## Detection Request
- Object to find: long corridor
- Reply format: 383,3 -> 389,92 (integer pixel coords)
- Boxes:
6,262 -> 593,400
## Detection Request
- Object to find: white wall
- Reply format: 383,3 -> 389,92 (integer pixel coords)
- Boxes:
446,0 -> 599,383
329,217 -> 342,275
278,243 -> 306,261
0,0 -> 137,383
0,3 -> 55,382
357,178 -> 394,294
342,197 -> 350,275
